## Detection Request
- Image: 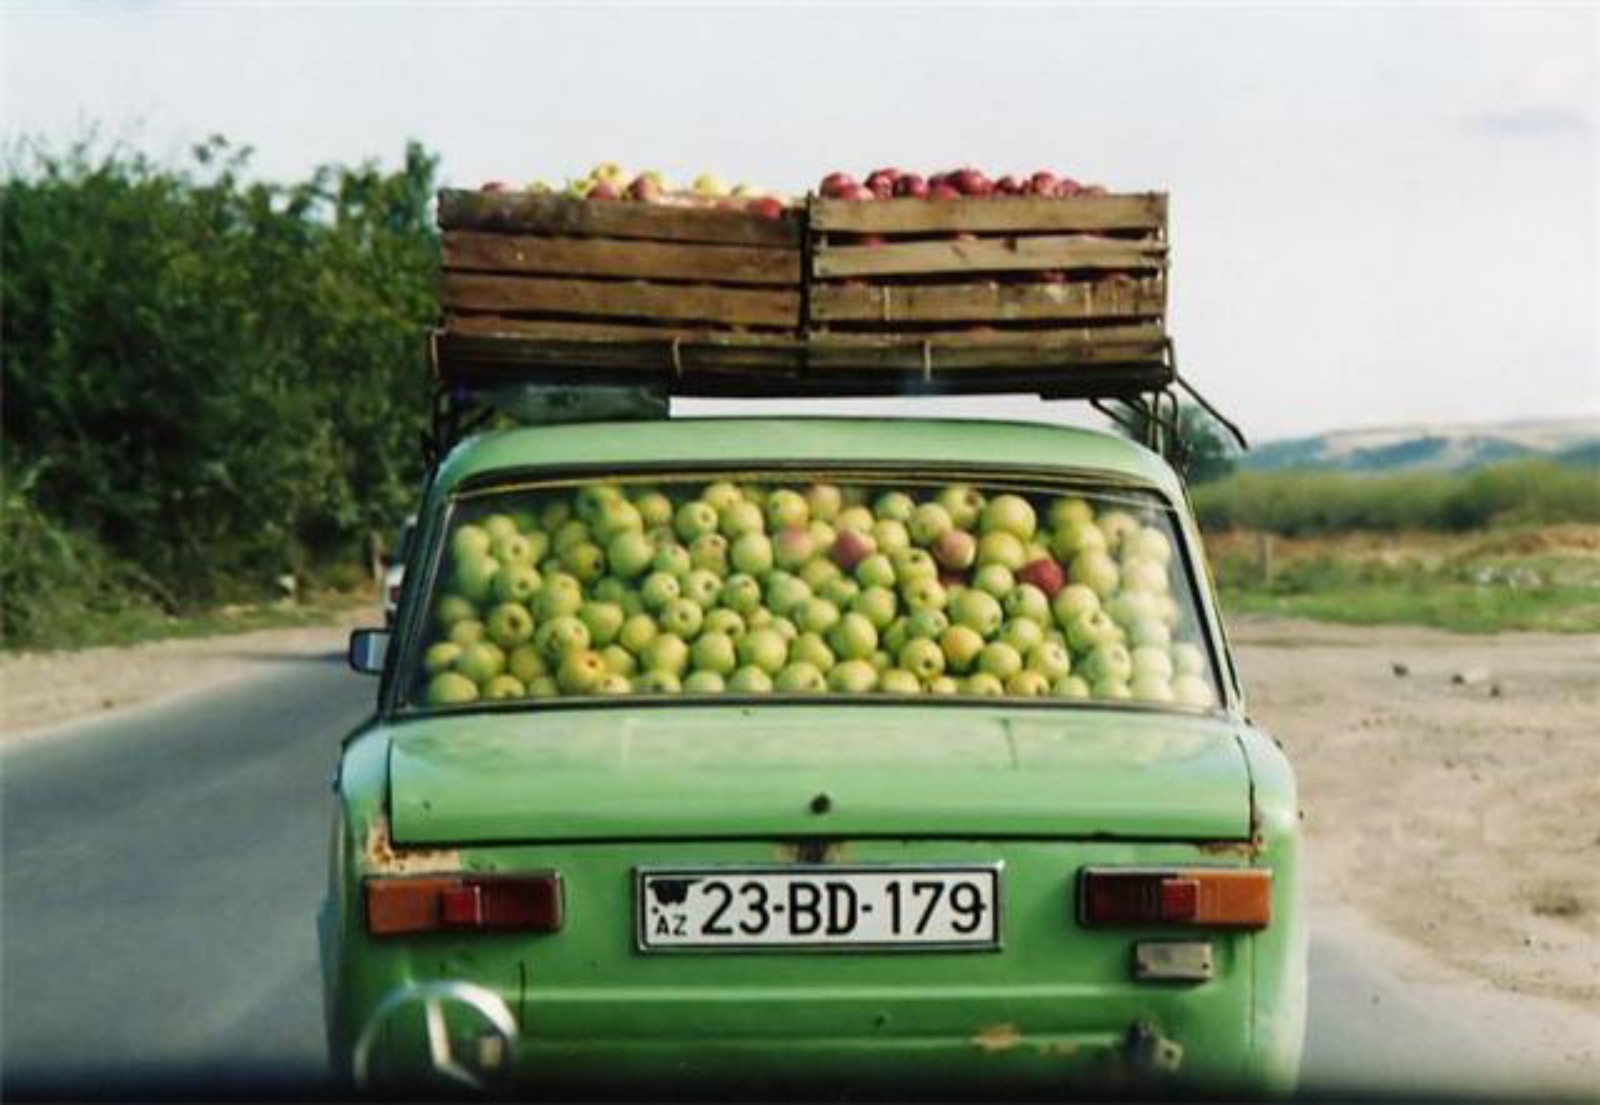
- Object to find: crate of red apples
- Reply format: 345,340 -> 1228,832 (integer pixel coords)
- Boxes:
434,164 -> 1169,395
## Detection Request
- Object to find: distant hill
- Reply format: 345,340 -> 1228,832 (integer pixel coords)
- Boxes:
1242,418 -> 1600,474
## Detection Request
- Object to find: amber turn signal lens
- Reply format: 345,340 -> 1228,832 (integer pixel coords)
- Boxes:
1079,868 -> 1271,930
366,874 -> 563,936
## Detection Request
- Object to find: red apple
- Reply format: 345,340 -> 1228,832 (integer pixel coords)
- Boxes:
951,168 -> 993,196
864,168 -> 901,198
626,175 -> 662,202
994,175 -> 1023,195
1028,171 -> 1058,196
746,196 -> 785,220
928,183 -> 962,201
820,172 -> 858,198
1056,177 -> 1083,196
933,529 -> 977,571
586,180 -> 621,201
1018,558 -> 1066,598
831,529 -> 878,571
835,182 -> 874,202
893,173 -> 929,199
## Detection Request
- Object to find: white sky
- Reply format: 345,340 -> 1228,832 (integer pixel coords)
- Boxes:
3,2 -> 1597,439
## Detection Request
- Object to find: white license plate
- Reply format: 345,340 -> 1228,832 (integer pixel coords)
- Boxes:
636,866 -> 1001,951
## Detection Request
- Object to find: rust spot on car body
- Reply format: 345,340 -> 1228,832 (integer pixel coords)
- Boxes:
972,1022 -> 1024,1053
1197,838 -> 1262,859
362,814 -> 462,875
776,838 -> 849,864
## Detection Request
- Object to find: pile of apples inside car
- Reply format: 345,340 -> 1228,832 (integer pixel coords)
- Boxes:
418,479 -> 1217,710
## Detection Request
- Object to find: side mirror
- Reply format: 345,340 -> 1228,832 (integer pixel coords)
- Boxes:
348,629 -> 390,675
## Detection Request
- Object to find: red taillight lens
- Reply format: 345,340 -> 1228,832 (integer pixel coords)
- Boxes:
365,874 -> 563,936
1079,868 -> 1271,930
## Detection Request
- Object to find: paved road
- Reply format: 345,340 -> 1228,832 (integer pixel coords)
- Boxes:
2,657 -> 1590,1097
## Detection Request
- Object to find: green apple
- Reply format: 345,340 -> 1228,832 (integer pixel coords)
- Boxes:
909,502 -> 953,546
1066,610 -> 1122,654
727,665 -> 774,694
950,589 -> 1003,637
1131,645 -> 1174,682
574,484 -> 622,523
939,624 -> 985,673
893,548 -> 939,586
492,563 -> 543,604
507,644 -> 547,683
775,659 -> 826,693
764,572 -> 812,617
691,630 -> 738,675
1128,616 -> 1172,649
651,542 -> 692,578
1083,641 -> 1134,685
486,602 -> 535,648
976,531 -> 1027,572
805,483 -> 843,522
769,615 -> 798,641
703,608 -> 745,639
1052,583 -> 1100,627
1004,583 -> 1051,626
483,673 -> 526,700
730,533 -> 774,576
678,568 -> 718,608
836,505 -> 875,535
926,675 -> 960,696
881,617 -> 909,656
1172,674 -> 1217,708
905,608 -> 949,641
977,641 -> 1023,681
591,498 -> 643,545
1122,526 -> 1173,566
856,554 -> 897,590
557,649 -> 608,694
719,573 -> 763,615
772,526 -> 816,571
489,533 -> 533,566
1047,496 -> 1094,531
579,601 -> 625,647
1121,557 -> 1170,595
819,575 -> 859,608
448,618 -> 486,648
1070,550 -> 1121,598
552,519 -> 591,555
799,552 -> 840,591
481,512 -> 517,538
527,675 -> 560,697
538,499 -> 571,533
1105,591 -> 1159,628
872,519 -> 911,556
1171,642 -> 1207,677
936,485 -> 984,530
1052,675 -> 1091,699
1050,519 -> 1107,562
873,490 -> 915,523
1155,593 -> 1183,628
829,612 -> 879,660
796,598 -> 841,636
436,594 -> 478,629
1000,616 -> 1045,654
766,489 -> 810,530
1006,670 -> 1050,698
972,563 -> 1015,600
851,586 -> 898,630
451,524 -> 492,562
600,644 -> 636,676
1092,679 -> 1132,701
455,641 -> 507,683
453,554 -> 500,604
719,499 -> 765,540
1027,640 -> 1072,681
737,627 -> 789,675
1097,509 -> 1141,552
878,668 -> 921,695
659,597 -> 704,639
618,612 -> 659,655
828,659 -> 878,693
634,490 -> 675,529
532,573 -> 583,620
870,649 -> 892,672
964,672 -> 1004,697
790,632 -> 835,673
426,671 -> 480,705
607,531 -> 655,580
560,541 -> 605,584
424,641 -> 464,674
701,481 -> 743,512
1130,675 -> 1174,703
899,637 -> 946,680
642,633 -> 690,678
675,500 -> 719,542
640,571 -> 681,612
682,670 -> 725,694
629,670 -> 676,694
980,493 -> 1037,541
536,615 -> 590,661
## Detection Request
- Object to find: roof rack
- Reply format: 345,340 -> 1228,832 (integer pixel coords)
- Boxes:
425,188 -> 1245,466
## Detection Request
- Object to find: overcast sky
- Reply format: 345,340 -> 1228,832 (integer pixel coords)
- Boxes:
3,2 -> 1597,440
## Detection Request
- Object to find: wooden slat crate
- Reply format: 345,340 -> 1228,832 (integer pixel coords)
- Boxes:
806,193 -> 1167,352
437,190 -> 805,340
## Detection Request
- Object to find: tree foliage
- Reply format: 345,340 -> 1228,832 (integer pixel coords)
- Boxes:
1110,399 -> 1239,485
2,136 -> 439,622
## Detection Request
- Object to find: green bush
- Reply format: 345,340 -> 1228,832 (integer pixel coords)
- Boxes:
1194,460 -> 1600,535
2,136 -> 438,621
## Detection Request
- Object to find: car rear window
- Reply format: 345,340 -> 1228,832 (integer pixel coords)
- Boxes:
403,473 -> 1222,711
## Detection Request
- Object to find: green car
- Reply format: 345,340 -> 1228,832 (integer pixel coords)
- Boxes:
325,416 -> 1306,1095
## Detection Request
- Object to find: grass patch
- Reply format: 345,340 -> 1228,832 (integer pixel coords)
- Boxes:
1219,580 -> 1600,634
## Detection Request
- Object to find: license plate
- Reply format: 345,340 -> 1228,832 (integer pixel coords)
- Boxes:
635,865 -> 1001,952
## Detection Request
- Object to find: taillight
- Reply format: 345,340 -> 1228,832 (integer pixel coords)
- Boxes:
1079,868 -> 1271,930
365,874 -> 563,936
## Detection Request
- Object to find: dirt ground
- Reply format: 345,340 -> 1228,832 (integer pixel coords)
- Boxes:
4,612 -> 1597,1021
1232,617 -> 1600,1015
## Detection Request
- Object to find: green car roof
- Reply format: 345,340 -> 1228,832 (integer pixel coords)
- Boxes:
433,417 -> 1183,498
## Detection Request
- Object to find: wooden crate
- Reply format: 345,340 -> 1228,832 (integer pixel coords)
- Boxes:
437,190 -> 804,342
806,193 -> 1167,355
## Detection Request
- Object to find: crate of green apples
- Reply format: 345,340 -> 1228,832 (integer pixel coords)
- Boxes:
415,477 -> 1217,711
